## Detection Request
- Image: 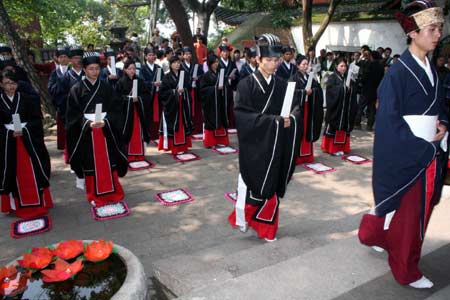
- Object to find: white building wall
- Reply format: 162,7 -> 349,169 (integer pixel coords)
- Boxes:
291,17 -> 450,56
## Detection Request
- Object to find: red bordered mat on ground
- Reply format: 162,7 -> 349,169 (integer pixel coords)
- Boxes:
11,215 -> 52,238
91,201 -> 130,221
212,146 -> 239,155
155,188 -> 194,206
227,128 -> 237,134
172,152 -> 201,163
191,133 -> 203,141
303,162 -> 336,174
128,160 -> 156,171
224,192 -> 237,203
342,154 -> 372,165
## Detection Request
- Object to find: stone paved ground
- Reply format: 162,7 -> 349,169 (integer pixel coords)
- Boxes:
1,129 -> 450,300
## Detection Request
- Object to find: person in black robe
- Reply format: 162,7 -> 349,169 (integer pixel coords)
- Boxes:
116,59 -> 153,170
275,46 -> 296,81
292,54 -> 324,164
321,57 -> 357,156
239,48 -> 258,80
48,46 -> 70,151
199,54 -> 230,148
0,70 -> 52,219
218,45 -> 239,128
140,46 -> 164,140
181,46 -> 204,134
228,34 -> 302,242
158,56 -> 193,154
66,52 -> 128,207
99,48 -> 122,90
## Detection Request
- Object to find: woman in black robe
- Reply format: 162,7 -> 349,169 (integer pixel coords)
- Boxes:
321,57 -> 357,156
292,54 -> 323,164
116,59 -> 153,170
158,56 -> 193,154
0,70 -> 52,218
199,54 -> 230,148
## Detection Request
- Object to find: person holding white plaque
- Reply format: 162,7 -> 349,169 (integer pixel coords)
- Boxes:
66,52 -> 128,207
0,70 -> 53,219
141,46 -> 164,140
358,0 -> 448,288
228,34 -> 302,242
218,45 -> 239,128
199,54 -> 230,148
100,48 -> 122,90
321,57 -> 358,156
181,47 -> 204,134
116,59 -> 153,170
292,54 -> 324,164
158,56 -> 193,154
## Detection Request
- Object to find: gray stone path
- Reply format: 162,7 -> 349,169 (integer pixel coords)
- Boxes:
1,130 -> 450,300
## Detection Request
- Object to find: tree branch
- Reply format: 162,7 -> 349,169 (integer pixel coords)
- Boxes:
311,0 -> 342,47
120,1 -> 151,8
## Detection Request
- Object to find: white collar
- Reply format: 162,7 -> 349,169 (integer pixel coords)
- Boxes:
221,58 -> 229,66
6,94 -> 14,101
263,75 -> 272,84
185,62 -> 191,68
411,53 -> 434,87
146,62 -> 155,70
283,61 -> 291,69
250,64 -> 257,72
72,69 -> 82,76
60,65 -> 68,74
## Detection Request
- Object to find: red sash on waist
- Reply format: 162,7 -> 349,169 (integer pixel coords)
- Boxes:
174,95 -> 186,145
153,91 -> 159,122
16,136 -> 41,207
128,103 -> 144,156
91,127 -> 115,195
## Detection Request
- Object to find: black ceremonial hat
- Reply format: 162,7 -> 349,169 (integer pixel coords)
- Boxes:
55,46 -> 70,57
256,33 -> 282,58
82,52 -> 101,67
69,46 -> 84,58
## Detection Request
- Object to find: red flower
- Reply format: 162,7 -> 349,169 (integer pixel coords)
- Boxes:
53,240 -> 84,260
41,259 -> 84,283
17,248 -> 53,270
0,265 -> 17,283
84,240 -> 113,262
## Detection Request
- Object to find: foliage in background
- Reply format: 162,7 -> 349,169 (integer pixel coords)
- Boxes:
1,0 -> 153,48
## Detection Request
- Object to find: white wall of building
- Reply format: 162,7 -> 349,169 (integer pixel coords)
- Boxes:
291,17 -> 450,56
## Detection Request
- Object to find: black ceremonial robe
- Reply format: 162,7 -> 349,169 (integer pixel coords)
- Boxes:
322,71 -> 357,154
236,71 -> 302,200
292,71 -> 323,164
140,62 -> 164,139
0,92 -> 52,218
66,78 -> 128,179
199,70 -> 229,130
218,58 -> 239,128
158,71 -> 193,152
229,71 -> 302,240
116,75 -> 152,144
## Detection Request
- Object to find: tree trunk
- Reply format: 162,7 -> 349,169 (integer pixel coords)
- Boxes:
162,0 -> 198,62
0,0 -> 56,120
301,0 -> 341,52
197,10 -> 211,42
302,0 -> 313,52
